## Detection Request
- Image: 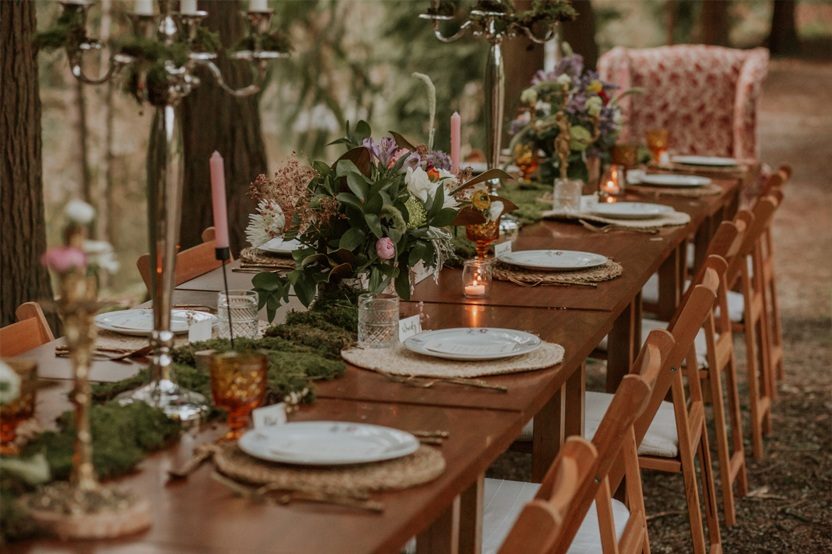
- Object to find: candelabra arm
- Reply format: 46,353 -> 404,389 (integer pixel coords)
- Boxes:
195,58 -> 264,98
514,24 -> 556,45
68,50 -> 132,86
433,19 -> 473,43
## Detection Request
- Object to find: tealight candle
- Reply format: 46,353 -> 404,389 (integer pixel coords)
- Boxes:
462,259 -> 492,298
598,164 -> 625,202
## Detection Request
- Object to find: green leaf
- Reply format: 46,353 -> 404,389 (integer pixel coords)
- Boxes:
354,120 -> 372,142
252,271 -> 282,292
395,268 -> 412,300
364,213 -> 383,238
294,278 -> 317,307
389,131 -> 417,151
432,207 -> 458,227
339,227 -> 366,251
365,192 -> 383,214
335,192 -> 363,211
429,186 -> 445,217
346,172 -> 370,202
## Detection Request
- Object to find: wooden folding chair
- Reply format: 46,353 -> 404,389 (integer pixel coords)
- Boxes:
493,355 -> 662,554
1,302 -> 55,357
727,195 -> 781,459
136,226 -> 230,293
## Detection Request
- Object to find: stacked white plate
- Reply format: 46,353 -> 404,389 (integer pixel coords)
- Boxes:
403,327 -> 542,361
671,155 -> 737,167
238,422 -> 419,466
590,202 -> 674,220
497,249 -> 608,272
637,174 -> 711,188
94,309 -> 216,336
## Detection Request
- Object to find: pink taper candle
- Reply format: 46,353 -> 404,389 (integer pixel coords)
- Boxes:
209,151 -> 230,249
450,111 -> 461,175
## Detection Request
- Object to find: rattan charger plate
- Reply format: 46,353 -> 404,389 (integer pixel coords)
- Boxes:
493,259 -> 623,287
342,342 -> 564,379
213,442 -> 445,495
240,247 -> 296,270
629,182 -> 723,198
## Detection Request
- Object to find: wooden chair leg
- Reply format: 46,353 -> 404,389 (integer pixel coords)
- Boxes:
743,314 -> 765,460
707,363 -> 739,526
725,354 -> 749,499
696,430 -> 723,553
678,435 -> 708,554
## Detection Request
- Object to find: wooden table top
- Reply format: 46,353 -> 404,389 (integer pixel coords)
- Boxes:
9,396 -> 524,554
12,178 -> 740,553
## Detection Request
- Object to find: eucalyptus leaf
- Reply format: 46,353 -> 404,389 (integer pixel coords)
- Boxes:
339,227 -> 366,251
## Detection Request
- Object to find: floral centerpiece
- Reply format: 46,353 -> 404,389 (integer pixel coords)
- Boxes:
249,121 -> 515,321
508,44 -> 627,184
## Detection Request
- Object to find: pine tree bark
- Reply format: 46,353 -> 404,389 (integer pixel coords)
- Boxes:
504,0 -> 544,123
700,0 -> 730,46
767,0 -> 800,56
0,0 -> 58,329
180,0 -> 268,251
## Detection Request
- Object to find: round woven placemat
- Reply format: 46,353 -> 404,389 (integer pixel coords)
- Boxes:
493,260 -> 622,287
213,442 -> 445,495
342,342 -> 564,379
542,208 -> 690,230
629,183 -> 722,198
240,247 -> 296,270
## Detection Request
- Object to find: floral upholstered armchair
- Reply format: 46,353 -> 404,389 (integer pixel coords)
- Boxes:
598,45 -> 769,161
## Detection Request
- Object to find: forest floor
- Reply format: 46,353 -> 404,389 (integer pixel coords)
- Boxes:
488,58 -> 832,553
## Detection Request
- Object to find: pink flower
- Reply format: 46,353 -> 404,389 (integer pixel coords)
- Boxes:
41,246 -> 86,273
375,237 -> 395,260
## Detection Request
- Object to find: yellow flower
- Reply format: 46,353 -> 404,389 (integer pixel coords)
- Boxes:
587,80 -> 603,94
471,189 -> 491,211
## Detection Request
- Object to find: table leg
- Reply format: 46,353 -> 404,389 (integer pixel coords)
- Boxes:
458,474 -> 483,554
532,388 -> 564,482
657,242 -> 683,321
417,496 -> 460,554
607,293 -> 642,392
564,362 -> 585,438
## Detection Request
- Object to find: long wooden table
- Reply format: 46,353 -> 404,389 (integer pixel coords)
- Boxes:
12,178 -> 739,553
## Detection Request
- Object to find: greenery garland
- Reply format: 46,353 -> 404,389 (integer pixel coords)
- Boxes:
425,0 -> 578,26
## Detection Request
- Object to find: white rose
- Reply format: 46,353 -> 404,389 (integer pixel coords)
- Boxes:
520,88 -> 538,105
405,166 -> 434,203
488,200 -> 504,221
0,361 -> 21,405
65,200 -> 95,224
556,74 -> 571,87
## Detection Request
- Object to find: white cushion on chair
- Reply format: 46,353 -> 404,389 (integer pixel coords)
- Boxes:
596,318 -> 709,369
518,389 -> 679,458
482,478 -> 630,554
725,290 -> 744,323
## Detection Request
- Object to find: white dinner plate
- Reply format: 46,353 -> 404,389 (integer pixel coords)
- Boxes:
94,309 -> 216,337
590,202 -> 674,220
638,174 -> 711,188
497,249 -> 608,272
404,328 -> 542,361
257,237 -> 301,255
671,155 -> 738,167
238,422 -> 419,466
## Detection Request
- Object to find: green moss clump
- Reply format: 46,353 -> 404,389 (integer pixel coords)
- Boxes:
264,323 -> 353,359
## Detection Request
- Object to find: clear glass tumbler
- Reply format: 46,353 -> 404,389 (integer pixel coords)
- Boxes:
217,290 -> 259,339
357,293 -> 399,349
553,178 -> 583,213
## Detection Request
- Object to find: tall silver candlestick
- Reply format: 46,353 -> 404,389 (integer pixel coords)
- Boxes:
56,0 -> 287,421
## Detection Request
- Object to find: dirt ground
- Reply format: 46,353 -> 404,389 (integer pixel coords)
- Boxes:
488,59 -> 832,552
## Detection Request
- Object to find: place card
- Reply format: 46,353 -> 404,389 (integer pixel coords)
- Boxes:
494,240 -> 512,257
252,403 -> 287,429
399,315 -> 422,342
188,320 -> 212,343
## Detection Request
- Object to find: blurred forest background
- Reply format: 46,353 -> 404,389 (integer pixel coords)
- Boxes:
32,0 -> 832,303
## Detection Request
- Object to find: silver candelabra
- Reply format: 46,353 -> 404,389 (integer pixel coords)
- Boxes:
421,5 -> 557,198
57,0 -> 286,422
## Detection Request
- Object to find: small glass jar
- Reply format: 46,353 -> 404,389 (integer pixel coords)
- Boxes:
462,259 -> 492,298
553,178 -> 583,213
217,290 -> 259,339
357,293 -> 399,349
598,164 -> 626,202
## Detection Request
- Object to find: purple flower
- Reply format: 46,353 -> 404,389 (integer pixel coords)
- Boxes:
41,246 -> 86,273
362,136 -> 399,167
425,150 -> 451,171
375,237 -> 395,260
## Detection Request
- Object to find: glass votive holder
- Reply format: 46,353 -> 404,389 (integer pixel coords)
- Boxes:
357,293 -> 399,349
0,359 -> 38,456
462,259 -> 492,298
646,128 -> 670,165
598,164 -> 625,202
210,352 -> 268,441
217,290 -> 259,339
553,178 -> 583,213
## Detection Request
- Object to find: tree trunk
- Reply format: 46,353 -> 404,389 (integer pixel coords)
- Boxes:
74,78 -> 95,236
504,0 -> 544,125
666,0 -> 677,45
767,0 -> 800,56
562,0 -> 598,69
0,0 -> 58,330
180,0 -> 268,252
700,0 -> 730,46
